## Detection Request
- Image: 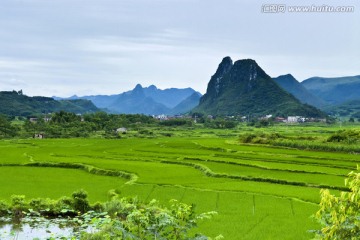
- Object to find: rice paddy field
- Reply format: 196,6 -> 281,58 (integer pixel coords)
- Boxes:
0,124 -> 359,239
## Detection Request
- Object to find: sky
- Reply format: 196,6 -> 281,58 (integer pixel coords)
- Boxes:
0,0 -> 359,97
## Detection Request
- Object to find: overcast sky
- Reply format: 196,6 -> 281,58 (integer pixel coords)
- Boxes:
0,0 -> 359,97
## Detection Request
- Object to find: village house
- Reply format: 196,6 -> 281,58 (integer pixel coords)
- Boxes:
116,127 -> 127,134
154,114 -> 168,120
33,133 -> 45,139
29,118 -> 38,123
286,116 -> 305,123
275,117 -> 286,122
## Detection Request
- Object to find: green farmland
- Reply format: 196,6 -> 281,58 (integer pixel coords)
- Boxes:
0,125 -> 359,239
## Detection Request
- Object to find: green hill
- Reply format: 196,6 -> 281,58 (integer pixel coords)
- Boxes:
301,75 -> 360,105
0,90 -> 99,116
323,99 -> 360,118
193,57 -> 325,117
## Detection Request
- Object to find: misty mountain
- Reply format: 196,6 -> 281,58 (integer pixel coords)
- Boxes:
107,84 -> 170,114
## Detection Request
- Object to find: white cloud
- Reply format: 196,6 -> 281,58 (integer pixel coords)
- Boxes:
77,37 -> 176,54
0,58 -> 56,70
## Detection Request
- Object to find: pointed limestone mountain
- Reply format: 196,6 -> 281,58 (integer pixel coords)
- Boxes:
193,57 -> 325,117
273,74 -> 326,108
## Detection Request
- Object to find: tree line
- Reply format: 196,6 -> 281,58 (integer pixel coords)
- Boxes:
0,112 -> 157,138
0,111 -> 239,139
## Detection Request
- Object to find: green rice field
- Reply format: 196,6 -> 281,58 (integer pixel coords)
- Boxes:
0,125 -> 359,239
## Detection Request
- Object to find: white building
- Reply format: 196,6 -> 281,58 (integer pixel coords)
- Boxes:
286,116 -> 305,123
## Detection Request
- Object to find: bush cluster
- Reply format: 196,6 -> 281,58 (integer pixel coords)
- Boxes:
327,129 -> 360,144
0,190 -> 93,219
239,132 -> 283,144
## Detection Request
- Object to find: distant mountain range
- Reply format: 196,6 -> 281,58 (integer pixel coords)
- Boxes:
0,90 -> 99,117
193,57 -> 325,117
273,74 -> 360,116
273,74 -> 326,108
301,75 -> 360,105
56,85 -> 201,115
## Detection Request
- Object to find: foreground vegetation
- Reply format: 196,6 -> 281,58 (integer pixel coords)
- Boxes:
0,118 -> 360,239
314,167 -> 360,239
0,190 -> 219,239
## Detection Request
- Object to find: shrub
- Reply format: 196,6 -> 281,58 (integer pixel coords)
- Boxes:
138,129 -> 153,135
57,196 -> 73,208
91,202 -> 104,213
239,133 -> 257,143
29,198 -> 47,211
160,132 -> 173,137
0,200 -> 9,216
11,195 -> 27,217
72,189 -> 90,213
